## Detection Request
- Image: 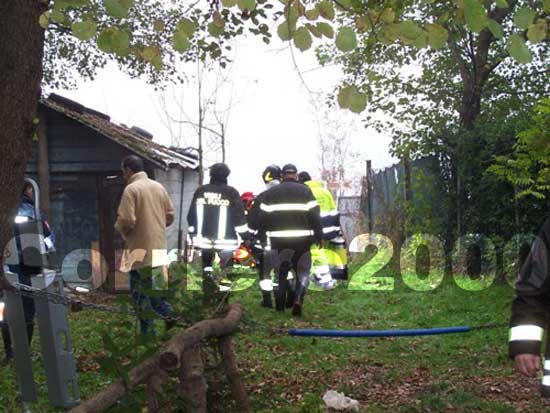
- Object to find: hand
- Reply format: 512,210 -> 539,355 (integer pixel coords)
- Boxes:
515,354 -> 541,377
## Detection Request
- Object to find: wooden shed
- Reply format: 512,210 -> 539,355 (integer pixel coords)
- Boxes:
26,94 -> 199,292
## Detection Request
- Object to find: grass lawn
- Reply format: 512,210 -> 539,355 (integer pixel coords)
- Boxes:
1,263 -> 549,412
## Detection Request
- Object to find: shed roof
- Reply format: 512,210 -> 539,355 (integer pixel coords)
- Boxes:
40,95 -> 199,170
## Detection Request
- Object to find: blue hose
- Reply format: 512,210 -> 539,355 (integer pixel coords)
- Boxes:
289,326 -> 472,338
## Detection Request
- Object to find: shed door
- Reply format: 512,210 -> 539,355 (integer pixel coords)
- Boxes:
98,174 -> 126,292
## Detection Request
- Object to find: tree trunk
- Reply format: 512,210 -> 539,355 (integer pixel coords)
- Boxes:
219,336 -> 251,413
179,345 -> 207,413
0,0 -> 46,286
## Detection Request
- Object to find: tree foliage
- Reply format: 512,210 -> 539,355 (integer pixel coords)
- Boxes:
488,98 -> 550,199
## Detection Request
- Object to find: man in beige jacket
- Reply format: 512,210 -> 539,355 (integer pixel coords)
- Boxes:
115,155 -> 175,335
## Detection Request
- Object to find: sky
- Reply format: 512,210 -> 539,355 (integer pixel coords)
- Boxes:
51,34 -> 397,194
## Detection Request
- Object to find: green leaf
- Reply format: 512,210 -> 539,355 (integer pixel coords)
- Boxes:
507,34 -> 532,64
527,19 -> 548,44
338,86 -> 353,109
306,23 -> 322,38
173,30 -> 190,52
425,23 -> 448,49
317,22 -> 334,38
208,22 -> 223,37
464,0 -> 487,33
544,0 -> 550,13
237,0 -> 256,12
412,31 -> 428,48
486,19 -> 503,39
305,8 -> 319,21
318,0 -> 335,21
97,27 -> 130,55
177,18 -> 197,37
514,7 -> 536,30
153,19 -> 165,32
54,0 -> 89,10
72,20 -> 97,40
335,27 -> 357,52
335,0 -> 351,10
39,12 -> 50,29
293,26 -> 312,51
222,0 -> 237,7
142,45 -> 161,63
104,0 -> 130,19
50,10 -> 67,24
119,0 -> 134,8
398,20 -> 423,44
380,8 -> 395,23
213,11 -> 225,28
495,0 -> 508,8
277,21 -> 293,41
349,90 -> 367,113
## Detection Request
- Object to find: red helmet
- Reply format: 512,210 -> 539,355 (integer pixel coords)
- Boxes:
241,192 -> 255,211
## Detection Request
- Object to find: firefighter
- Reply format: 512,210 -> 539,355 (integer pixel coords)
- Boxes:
509,219 -> 550,396
251,164 -> 323,316
248,165 -> 282,308
187,163 -> 250,297
299,171 -> 347,286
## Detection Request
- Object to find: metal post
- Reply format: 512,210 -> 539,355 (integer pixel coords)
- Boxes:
4,178 -> 80,409
34,272 -> 80,408
366,160 -> 373,233
4,271 -> 37,404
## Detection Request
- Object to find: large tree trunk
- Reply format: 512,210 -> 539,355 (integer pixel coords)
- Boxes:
0,1 -> 46,285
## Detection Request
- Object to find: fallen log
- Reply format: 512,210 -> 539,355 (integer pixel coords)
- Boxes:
69,303 -> 244,413
159,303 -> 243,371
179,344 -> 207,413
220,335 -> 251,413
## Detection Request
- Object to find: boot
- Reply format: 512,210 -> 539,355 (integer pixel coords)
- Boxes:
275,280 -> 286,312
261,291 -> 273,308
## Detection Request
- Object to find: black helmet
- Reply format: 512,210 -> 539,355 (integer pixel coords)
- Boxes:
282,163 -> 298,174
210,163 -> 231,178
298,171 -> 312,183
262,164 -> 281,184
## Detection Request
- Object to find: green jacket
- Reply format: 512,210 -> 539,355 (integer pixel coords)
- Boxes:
305,181 -> 340,240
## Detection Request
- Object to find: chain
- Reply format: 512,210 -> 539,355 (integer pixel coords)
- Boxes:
12,282 -> 137,316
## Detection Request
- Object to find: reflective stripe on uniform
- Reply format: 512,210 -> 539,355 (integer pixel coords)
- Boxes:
543,376 -> 550,386
196,204 -> 205,236
323,226 -> 341,234
266,230 -> 314,238
218,205 -> 228,240
260,200 -> 318,213
320,210 -> 339,217
509,325 -> 544,342
235,223 -> 250,234
545,360 -> 550,371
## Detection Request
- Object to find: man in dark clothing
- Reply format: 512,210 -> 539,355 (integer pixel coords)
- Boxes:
509,218 -> 550,396
251,163 -> 323,316
5,182 -> 55,354
187,163 -> 250,296
248,165 -> 282,308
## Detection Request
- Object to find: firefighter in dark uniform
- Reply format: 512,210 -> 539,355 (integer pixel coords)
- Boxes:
187,163 -> 250,295
251,163 -> 323,316
509,219 -> 550,396
248,165 -> 282,308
